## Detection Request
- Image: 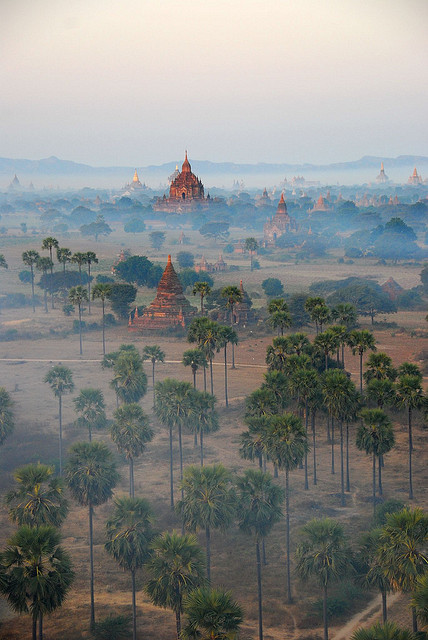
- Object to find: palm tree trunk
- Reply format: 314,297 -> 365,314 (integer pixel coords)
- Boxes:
130,457 -> 134,498
323,584 -> 328,640
178,423 -> 184,501
304,402 -> 309,490
101,299 -> 106,355
192,369 -> 196,389
200,293 -> 204,315
39,612 -> 43,640
412,606 -> 418,633
231,306 -> 236,369
285,468 -> 292,604
331,417 -> 335,474
359,351 -> 363,394
378,457 -> 383,495
175,609 -> 181,640
206,525 -> 211,582
32,614 -> 37,640
203,367 -> 207,392
200,429 -> 204,466
131,569 -> 137,640
312,412 -> 317,485
325,351 -> 328,371
326,415 -> 331,443
382,590 -> 387,623
169,424 -> 174,508
256,540 -> 263,640
31,267 -> 35,312
78,305 -> 83,356
50,258 -> 54,309
346,422 -> 350,492
44,282 -> 48,313
87,264 -> 92,314
372,452 -> 376,516
209,359 -> 214,396
340,420 -> 345,506
58,395 -> 63,476
408,407 -> 413,500
152,361 -> 156,407
341,342 -> 345,368
224,345 -> 228,407
89,503 -> 95,630
262,538 -> 267,566
89,424 -> 92,442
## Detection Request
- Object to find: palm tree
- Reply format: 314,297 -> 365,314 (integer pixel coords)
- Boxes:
348,329 -> 377,394
367,379 -> 396,409
296,517 -> 350,640
288,367 -> 318,490
192,281 -> 212,314
304,296 -> 326,334
66,441 -> 119,630
71,251 -> 87,284
411,573 -> 428,629
240,415 -> 271,470
221,285 -> 243,368
56,247 -> 72,273
36,256 -> 53,313
105,496 -> 155,640
22,250 -> 40,312
329,324 -> 347,366
188,318 -> 211,392
245,386 -> 284,420
310,304 -> 331,334
268,310 -> 292,336
265,413 -> 308,603
189,390 -> 219,466
44,365 -> 74,476
0,253 -> 8,268
73,388 -> 106,441
188,318 -> 220,393
6,463 -> 68,528
181,587 -> 243,640
357,528 -> 391,623
69,286 -> 88,355
397,362 -> 422,380
142,345 -> 165,406
85,251 -> 98,313
331,302 -> 357,329
92,283 -> 112,355
41,236 -> 59,308
343,388 -> 361,493
266,336 -> 289,371
0,526 -> 74,640
177,464 -> 236,582
182,349 -> 208,389
145,530 -> 206,640
287,332 -> 310,355
111,403 -> 153,497
245,237 -> 259,270
378,507 -> 428,633
0,387 -> 14,448
351,621 -> 417,640
357,409 -> 395,513
307,383 -> 323,486
155,379 -> 195,507
364,352 -> 397,384
314,329 -> 339,371
237,469 -> 284,640
217,324 -> 238,407
111,350 -> 147,405
395,375 -> 424,500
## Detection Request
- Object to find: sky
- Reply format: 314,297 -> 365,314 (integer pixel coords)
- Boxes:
2,0 -> 428,167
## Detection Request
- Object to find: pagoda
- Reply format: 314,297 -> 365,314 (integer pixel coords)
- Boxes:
154,152 -> 207,212
128,255 -> 197,332
408,167 -> 422,185
376,162 -> 389,183
263,193 -> 296,246
309,195 -> 330,213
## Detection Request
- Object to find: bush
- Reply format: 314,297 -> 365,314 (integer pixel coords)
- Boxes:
104,313 -> 117,326
19,270 -> 32,283
62,303 -> 75,316
96,274 -> 115,284
92,615 -> 131,640
176,251 -> 195,268
72,320 -> 86,333
373,499 -> 406,527
124,218 -> 146,233
311,597 -> 350,619
262,277 -> 284,297
252,258 -> 261,269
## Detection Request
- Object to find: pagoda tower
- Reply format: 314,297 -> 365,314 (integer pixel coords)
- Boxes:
376,162 -> 389,183
408,167 -> 422,185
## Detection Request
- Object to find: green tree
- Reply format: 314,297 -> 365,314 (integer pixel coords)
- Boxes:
0,526 -> 73,640
237,469 -> 284,640
36,256 -> 52,313
85,251 -> 98,314
111,350 -> 147,405
348,329 -> 377,394
411,573 -> 428,629
145,531 -> 206,640
44,366 -> 74,476
66,441 -> 119,630
395,375 -> 424,500
314,329 -> 339,371
181,587 -> 243,640
56,247 -> 72,273
177,251 -> 195,268
266,336 -> 289,371
364,352 -> 397,384
269,310 -> 292,336
22,250 -> 40,313
217,324 -> 238,407
92,283 -> 112,355
80,214 -> 112,241
41,236 -> 59,308
189,319 -> 221,395
177,464 -> 235,582
71,251 -> 87,285
73,388 -> 106,441
149,230 -> 166,251
367,379 -> 396,409
262,278 -> 284,298
357,528 -> 391,623
192,281 -> 212,315
351,621 -> 417,640
105,497 -> 155,640
187,317 -> 211,391
296,517 -> 350,640
111,403 -> 153,497
142,345 -> 165,405
331,302 -> 357,329
304,297 -> 328,334
221,286 -> 243,368
182,349 -> 208,390
356,409 -> 395,515
288,367 -> 318,490
189,390 -> 219,466
69,285 -> 88,355
245,237 -> 259,270
111,283 -> 138,319
0,253 -> 8,268
0,387 -> 14,448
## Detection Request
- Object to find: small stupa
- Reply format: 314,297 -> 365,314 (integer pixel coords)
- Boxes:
408,167 -> 422,185
376,162 -> 389,183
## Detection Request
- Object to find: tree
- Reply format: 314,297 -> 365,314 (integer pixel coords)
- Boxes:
0,387 -> 14,448
111,350 -> 148,405
351,621 -> 417,640
296,518 -> 350,640
331,302 -> 357,329
289,367 -> 319,490
80,214 -> 112,241
66,441 -> 119,630
348,329 -> 377,394
44,365 -> 74,476
181,587 -> 243,640
111,403 -> 153,497
41,237 -> 59,308
92,283 -> 112,354
192,281 -> 212,315
245,237 -> 259,270
357,529 -> 392,623
73,388 -> 107,441
329,283 -> 397,324
364,352 -> 397,384
124,218 -> 146,233
56,247 -> 71,273
0,253 -> 8,269
221,286 -> 243,368
149,230 -> 166,251
22,250 -> 40,313
36,256 -> 52,313
177,464 -> 235,582
411,573 -> 428,630
71,252 -> 87,284
266,337 -> 289,372
395,375 -> 424,500
269,310 -> 292,336
199,221 -> 230,242
187,318 -> 212,392
142,345 -> 165,405
189,390 -> 219,465
304,297 -> 327,334
265,413 -> 308,602
262,278 -> 284,298
177,251 -> 195,268
6,463 -> 68,530
237,469 -> 284,640
115,255 -> 158,287
0,526 -> 74,640
84,251 -> 98,314
188,318 -> 221,395
145,531 -> 206,640
182,349 -> 208,389
314,329 -> 339,371
105,497 -> 155,640
310,304 -> 331,334
110,283 -> 137,319
69,286 -> 88,355
217,324 -> 238,407
357,409 -> 395,514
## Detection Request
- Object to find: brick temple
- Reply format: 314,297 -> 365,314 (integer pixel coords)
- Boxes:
128,255 -> 197,332
263,193 -> 297,246
154,152 -> 208,212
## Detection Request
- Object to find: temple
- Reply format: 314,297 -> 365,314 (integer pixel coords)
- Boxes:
154,152 -> 208,212
376,162 -> 389,183
123,169 -> 146,192
263,193 -> 297,246
408,167 -> 422,185
309,195 -> 330,213
128,255 -> 197,332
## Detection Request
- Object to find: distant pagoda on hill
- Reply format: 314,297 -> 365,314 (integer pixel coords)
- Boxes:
128,255 -> 197,332
376,162 -> 389,183
154,151 -> 214,213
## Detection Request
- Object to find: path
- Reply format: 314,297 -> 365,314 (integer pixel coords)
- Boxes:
0,357 -> 267,368
333,592 -> 401,639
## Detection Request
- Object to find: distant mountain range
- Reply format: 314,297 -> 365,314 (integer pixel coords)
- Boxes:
1,154 -> 427,188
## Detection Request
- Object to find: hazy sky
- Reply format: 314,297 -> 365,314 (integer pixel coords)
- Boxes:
2,0 -> 427,166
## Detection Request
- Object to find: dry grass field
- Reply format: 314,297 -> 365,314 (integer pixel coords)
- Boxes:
0,228 -> 427,639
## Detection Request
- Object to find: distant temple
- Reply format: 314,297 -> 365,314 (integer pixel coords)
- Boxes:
128,255 -> 197,331
255,188 -> 272,208
195,254 -> 227,274
309,195 -> 330,213
123,169 -> 146,192
154,152 -> 208,212
263,193 -> 297,246
381,277 -> 403,301
213,280 -> 256,326
376,162 -> 389,183
408,167 -> 422,185
8,174 -> 21,190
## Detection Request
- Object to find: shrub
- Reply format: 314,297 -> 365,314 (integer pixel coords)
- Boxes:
92,615 -> 131,640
